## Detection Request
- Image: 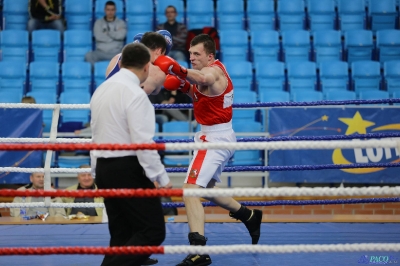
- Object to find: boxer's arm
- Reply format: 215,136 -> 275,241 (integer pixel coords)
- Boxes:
186,67 -> 218,86
141,64 -> 166,95
105,54 -> 121,77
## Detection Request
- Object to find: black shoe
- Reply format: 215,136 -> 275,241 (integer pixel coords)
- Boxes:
243,209 -> 263,244
141,257 -> 158,265
176,254 -> 212,266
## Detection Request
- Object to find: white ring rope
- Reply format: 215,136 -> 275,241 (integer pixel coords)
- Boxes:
1,187 -> 399,202
0,203 -> 104,208
163,244 -> 400,254
0,103 -> 90,109
0,138 -> 92,143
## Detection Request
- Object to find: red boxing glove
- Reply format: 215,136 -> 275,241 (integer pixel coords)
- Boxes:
154,55 -> 188,79
163,75 -> 190,94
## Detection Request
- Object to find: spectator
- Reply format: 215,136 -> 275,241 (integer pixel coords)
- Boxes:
27,0 -> 64,34
156,5 -> 188,62
21,96 -> 36,104
10,171 -> 66,217
85,1 -> 127,65
63,165 -> 103,216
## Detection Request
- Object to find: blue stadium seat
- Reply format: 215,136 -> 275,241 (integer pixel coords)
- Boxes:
344,30 -> 373,63
232,120 -> 263,166
313,30 -> 342,64
368,0 -> 397,31
2,0 -> 29,30
32,30 -> 61,62
29,62 -> 59,93
216,0 -> 245,30
57,156 -> 91,168
186,0 -> 214,30
291,89 -> 324,101
250,30 -> 280,65
255,61 -> 286,92
287,61 -> 317,91
376,30 -> 400,65
95,0 -> 124,20
246,0 -> 275,31
232,90 -> 257,121
359,90 -> 390,102
307,0 -> 336,31
337,0 -> 366,32
162,121 -> 191,166
277,0 -> 305,31
325,90 -> 357,100
258,90 -> 290,126
26,90 -> 58,132
65,0 -> 93,30
155,0 -> 184,25
126,0 -> 154,32
384,60 -> 400,96
61,62 -> 92,92
0,90 -> 23,103
224,61 -> 253,91
94,61 -> 109,89
0,61 -> 26,93
0,30 -> 29,63
351,61 -> 381,93
59,90 -> 91,124
64,30 -> 92,62
219,30 -> 249,62
319,61 -> 349,92
281,30 -> 311,63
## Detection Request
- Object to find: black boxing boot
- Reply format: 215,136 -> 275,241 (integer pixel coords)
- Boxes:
229,205 -> 263,244
141,257 -> 158,265
176,232 -> 212,266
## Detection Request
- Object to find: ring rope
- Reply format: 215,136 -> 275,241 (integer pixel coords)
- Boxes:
3,132 -> 400,144
0,243 -> 399,256
1,139 -> 399,151
3,161 -> 400,175
1,187 -> 400,198
2,98 -> 400,110
2,197 -> 399,209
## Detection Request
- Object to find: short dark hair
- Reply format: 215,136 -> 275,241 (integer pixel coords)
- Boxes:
105,1 -> 115,7
140,32 -> 167,54
120,43 -> 150,70
165,5 -> 177,13
190,34 -> 216,56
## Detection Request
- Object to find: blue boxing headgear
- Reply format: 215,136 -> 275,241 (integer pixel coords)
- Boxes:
133,33 -> 144,43
157,30 -> 173,55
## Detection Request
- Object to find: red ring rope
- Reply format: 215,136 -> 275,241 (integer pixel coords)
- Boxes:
0,143 -> 166,151
0,246 -> 164,256
0,189 -> 183,198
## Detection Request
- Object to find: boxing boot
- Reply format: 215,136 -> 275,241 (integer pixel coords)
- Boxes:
176,232 -> 212,266
230,206 -> 263,244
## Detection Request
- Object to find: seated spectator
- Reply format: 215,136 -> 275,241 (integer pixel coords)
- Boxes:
10,171 -> 66,217
63,165 -> 103,216
156,5 -> 188,62
27,0 -> 64,34
85,1 -> 127,65
21,96 -> 36,104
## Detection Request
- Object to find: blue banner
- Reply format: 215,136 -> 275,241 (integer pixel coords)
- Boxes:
268,107 -> 400,183
0,109 -> 43,184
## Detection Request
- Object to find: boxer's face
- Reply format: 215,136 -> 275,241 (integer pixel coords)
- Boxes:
189,43 -> 211,70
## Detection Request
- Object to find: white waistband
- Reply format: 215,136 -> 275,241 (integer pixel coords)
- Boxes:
200,120 -> 232,133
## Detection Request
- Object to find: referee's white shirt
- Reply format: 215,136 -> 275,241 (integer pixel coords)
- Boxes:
90,68 -> 170,187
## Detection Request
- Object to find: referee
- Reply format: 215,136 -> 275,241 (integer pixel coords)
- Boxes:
90,42 -> 172,266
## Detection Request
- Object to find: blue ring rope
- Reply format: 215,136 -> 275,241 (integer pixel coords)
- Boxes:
161,197 -> 400,208
166,162 -> 400,173
153,98 -> 400,109
155,132 -> 400,143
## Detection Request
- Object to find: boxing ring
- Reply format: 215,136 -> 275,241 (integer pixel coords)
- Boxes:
1,100 -> 400,266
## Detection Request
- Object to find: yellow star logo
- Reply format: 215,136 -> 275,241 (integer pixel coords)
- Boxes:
321,115 -> 329,121
338,111 -> 375,135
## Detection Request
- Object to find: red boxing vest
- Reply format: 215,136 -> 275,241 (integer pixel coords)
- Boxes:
192,60 -> 234,126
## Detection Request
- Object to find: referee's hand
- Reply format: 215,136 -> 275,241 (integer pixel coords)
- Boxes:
162,181 -> 173,189
154,181 -> 173,189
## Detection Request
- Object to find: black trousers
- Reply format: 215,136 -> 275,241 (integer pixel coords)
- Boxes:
96,156 -> 166,266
